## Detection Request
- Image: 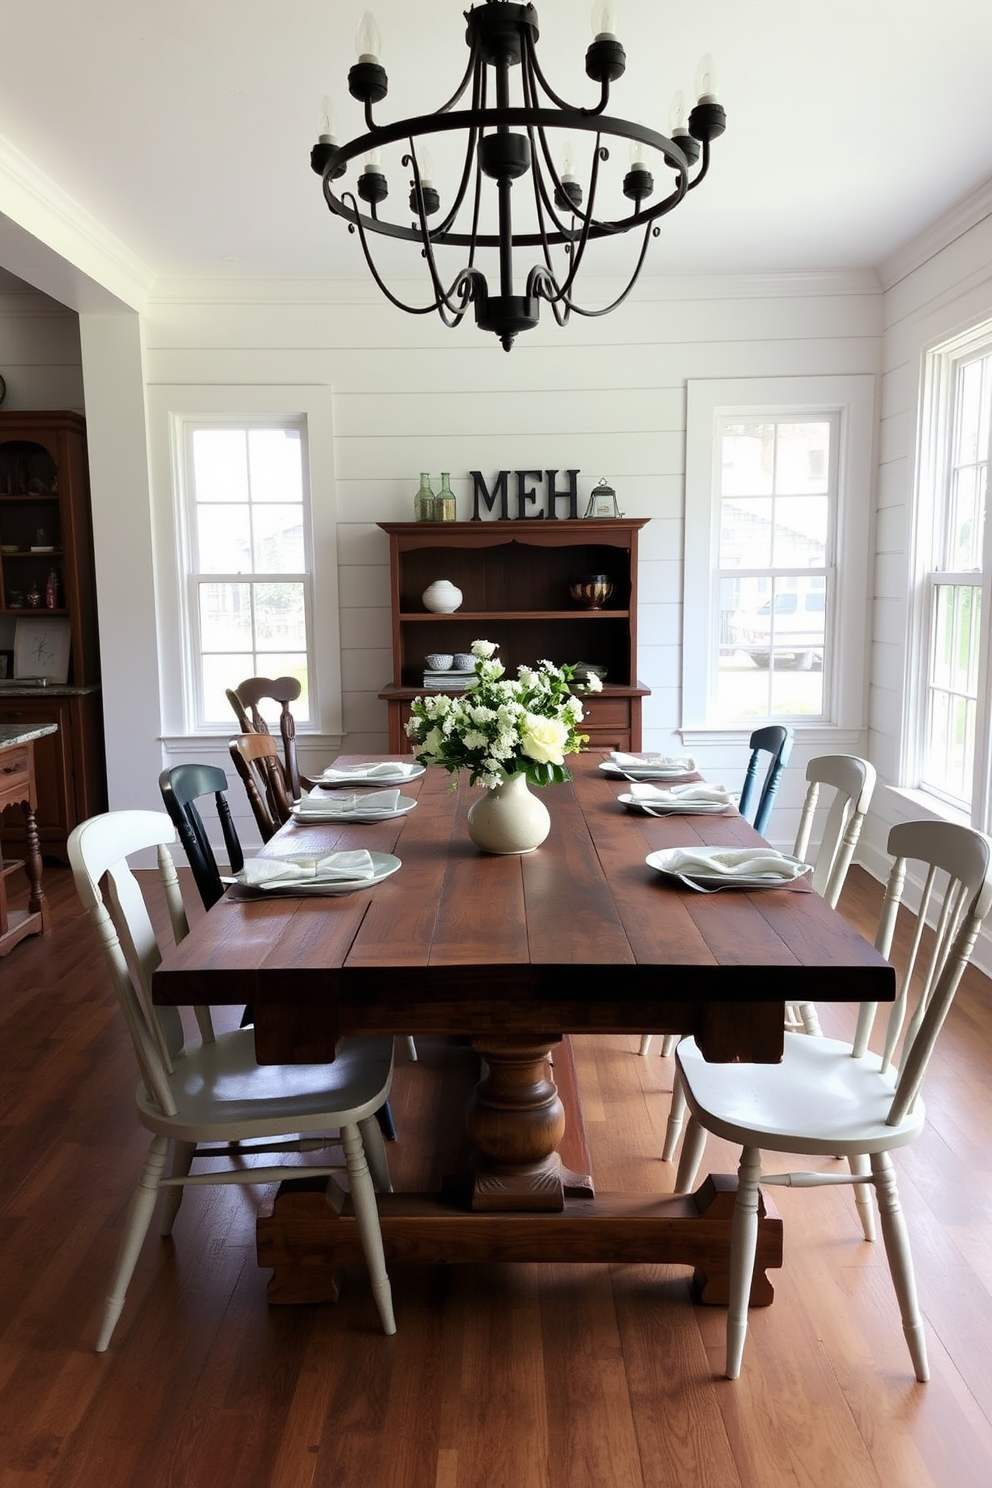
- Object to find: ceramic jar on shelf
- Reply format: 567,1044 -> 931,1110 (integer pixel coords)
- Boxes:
422,579 -> 463,613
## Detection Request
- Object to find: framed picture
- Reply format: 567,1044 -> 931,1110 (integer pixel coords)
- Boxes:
13,616 -> 71,684
0,648 -> 13,680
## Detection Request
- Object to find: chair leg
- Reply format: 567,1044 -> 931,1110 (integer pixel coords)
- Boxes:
358,1114 -> 393,1194
637,1034 -> 654,1056
726,1146 -> 763,1379
341,1123 -> 396,1336
660,1034 -> 678,1057
797,1002 -> 822,1035
661,1072 -> 689,1162
871,1152 -> 929,1382
375,1102 -> 397,1141
160,1140 -> 196,1236
95,1134 -> 169,1353
673,1113 -> 707,1192
404,1036 -> 418,1062
848,1152 -> 876,1242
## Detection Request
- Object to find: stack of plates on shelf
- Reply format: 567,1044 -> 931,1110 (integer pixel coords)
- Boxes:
422,668 -> 476,690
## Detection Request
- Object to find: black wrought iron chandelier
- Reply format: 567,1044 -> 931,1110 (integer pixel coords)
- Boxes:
310,2 -> 726,352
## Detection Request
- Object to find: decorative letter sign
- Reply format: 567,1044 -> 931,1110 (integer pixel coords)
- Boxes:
471,469 -> 580,521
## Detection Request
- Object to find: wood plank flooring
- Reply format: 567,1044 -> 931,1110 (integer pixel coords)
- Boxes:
2,866 -> 992,1487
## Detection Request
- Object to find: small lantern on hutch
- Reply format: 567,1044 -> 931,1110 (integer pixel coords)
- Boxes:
584,478 -> 623,519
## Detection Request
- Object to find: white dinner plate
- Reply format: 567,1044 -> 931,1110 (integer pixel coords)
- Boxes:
646,848 -> 811,890
290,795 -> 418,825
236,852 -> 402,897
600,760 -> 697,780
319,763 -> 425,788
618,794 -> 732,816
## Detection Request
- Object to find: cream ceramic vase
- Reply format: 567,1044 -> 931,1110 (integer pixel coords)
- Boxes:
421,578 -> 463,613
466,770 -> 551,855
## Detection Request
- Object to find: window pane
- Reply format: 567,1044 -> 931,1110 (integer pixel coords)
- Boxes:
956,358 -> 986,465
251,504 -> 305,572
771,496 -> 828,567
775,422 -> 831,494
248,428 -> 303,503
199,582 -> 253,650
947,465 -> 983,571
197,505 -> 251,574
721,424 -> 774,495
191,429 -> 248,502
720,498 -> 772,568
254,582 -> 307,649
201,654 -> 251,725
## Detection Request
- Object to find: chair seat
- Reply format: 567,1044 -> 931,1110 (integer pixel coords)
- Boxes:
136,1030 -> 395,1140
676,1031 -> 926,1157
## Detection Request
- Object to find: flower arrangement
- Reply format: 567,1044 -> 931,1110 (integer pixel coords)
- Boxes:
405,639 -> 603,788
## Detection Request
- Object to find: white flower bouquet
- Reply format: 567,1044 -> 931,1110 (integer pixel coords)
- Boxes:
404,639 -> 603,788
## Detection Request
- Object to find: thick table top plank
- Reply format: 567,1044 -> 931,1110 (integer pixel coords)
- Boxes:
153,753 -> 895,1050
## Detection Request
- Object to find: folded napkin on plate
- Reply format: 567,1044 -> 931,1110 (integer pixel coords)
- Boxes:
662,847 -> 804,880
241,850 -> 377,887
321,761 -> 417,780
628,782 -> 734,805
611,751 -> 697,772
295,788 -> 402,817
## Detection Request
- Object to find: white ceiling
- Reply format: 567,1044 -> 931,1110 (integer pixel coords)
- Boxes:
1,0 -> 992,289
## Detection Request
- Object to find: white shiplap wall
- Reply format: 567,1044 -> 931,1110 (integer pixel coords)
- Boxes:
862,190 -> 992,972
139,269 -> 882,847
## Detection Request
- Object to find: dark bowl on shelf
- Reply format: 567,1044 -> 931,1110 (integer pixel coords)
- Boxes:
568,574 -> 614,609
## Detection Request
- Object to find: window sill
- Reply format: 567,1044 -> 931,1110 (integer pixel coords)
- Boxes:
680,724 -> 863,749
884,784 -> 972,828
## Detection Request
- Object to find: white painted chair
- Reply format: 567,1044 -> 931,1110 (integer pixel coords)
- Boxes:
68,809 -> 397,1351
673,817 -> 992,1381
643,755 -> 877,1164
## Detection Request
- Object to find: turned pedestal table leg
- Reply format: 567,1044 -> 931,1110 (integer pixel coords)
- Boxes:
462,1035 -> 592,1211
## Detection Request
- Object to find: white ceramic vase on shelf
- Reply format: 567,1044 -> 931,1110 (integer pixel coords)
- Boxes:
421,578 -> 463,613
466,771 -> 551,855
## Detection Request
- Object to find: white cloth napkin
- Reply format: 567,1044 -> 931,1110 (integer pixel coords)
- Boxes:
611,751 -> 697,773
662,847 -> 803,880
295,788 -> 402,817
241,850 -> 377,887
628,783 -> 734,804
321,761 -> 418,780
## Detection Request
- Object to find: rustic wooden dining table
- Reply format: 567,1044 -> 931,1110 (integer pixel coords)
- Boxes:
152,752 -> 895,1307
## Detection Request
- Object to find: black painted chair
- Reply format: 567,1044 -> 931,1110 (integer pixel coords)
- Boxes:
737,724 -> 794,837
159,764 -> 243,911
158,762 -> 399,1141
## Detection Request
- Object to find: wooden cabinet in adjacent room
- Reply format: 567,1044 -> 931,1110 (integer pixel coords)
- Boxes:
377,519 -> 650,753
0,412 -> 106,859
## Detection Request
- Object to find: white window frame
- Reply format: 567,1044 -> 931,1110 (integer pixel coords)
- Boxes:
147,384 -> 342,740
682,375 -> 875,737
907,325 -> 992,825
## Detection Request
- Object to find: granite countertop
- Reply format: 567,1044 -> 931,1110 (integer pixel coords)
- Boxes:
0,721 -> 59,748
0,683 -> 100,697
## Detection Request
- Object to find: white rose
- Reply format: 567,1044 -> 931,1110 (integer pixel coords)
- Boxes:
520,713 -> 569,766
472,639 -> 498,658
584,672 -> 603,692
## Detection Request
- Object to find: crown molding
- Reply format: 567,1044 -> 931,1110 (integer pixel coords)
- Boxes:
0,134 -> 154,312
879,175 -> 992,292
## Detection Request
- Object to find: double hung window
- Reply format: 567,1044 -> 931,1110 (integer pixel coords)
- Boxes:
182,420 -> 313,728
916,335 -> 992,816
683,376 -> 873,736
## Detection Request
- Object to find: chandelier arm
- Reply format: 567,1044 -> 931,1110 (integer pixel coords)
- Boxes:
527,267 -> 571,328
686,138 -> 714,192
555,222 -> 658,319
340,191 -> 458,318
429,58 -> 487,239
522,28 -> 612,117
405,148 -> 488,322
526,129 -> 603,301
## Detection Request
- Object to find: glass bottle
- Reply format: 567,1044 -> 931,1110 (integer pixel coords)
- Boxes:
45,568 -> 59,609
414,472 -> 436,522
436,472 -> 456,522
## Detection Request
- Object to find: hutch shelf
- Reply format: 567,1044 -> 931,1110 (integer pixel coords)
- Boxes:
378,519 -> 650,754
0,412 -> 106,859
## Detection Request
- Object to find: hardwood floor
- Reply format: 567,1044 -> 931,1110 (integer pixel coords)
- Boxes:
3,866 -> 992,1486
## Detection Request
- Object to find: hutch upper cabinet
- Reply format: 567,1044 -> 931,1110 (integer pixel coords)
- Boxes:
0,412 -> 106,858
378,519 -> 649,753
